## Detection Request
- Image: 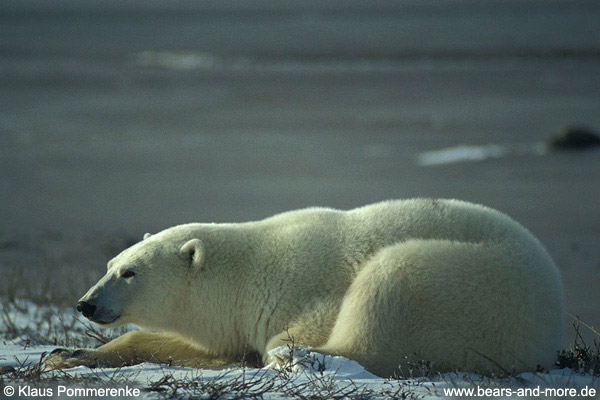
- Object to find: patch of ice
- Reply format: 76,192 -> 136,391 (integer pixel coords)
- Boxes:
418,144 -> 507,166
135,51 -> 219,70
417,142 -> 548,166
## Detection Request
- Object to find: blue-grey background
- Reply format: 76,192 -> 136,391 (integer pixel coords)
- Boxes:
1,0 -> 599,343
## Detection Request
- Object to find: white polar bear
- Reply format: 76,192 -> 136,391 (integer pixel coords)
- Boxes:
45,199 -> 564,377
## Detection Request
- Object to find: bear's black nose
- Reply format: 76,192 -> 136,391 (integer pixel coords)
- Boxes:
77,301 -> 96,319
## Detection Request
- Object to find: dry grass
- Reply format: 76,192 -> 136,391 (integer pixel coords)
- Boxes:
556,316 -> 600,376
0,297 -> 132,350
144,365 -> 421,400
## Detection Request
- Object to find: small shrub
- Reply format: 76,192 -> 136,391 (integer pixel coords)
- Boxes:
556,316 -> 600,376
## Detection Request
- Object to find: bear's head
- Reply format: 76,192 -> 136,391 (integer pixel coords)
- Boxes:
76,228 -> 206,330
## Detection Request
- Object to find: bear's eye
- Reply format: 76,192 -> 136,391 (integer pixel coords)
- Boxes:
121,270 -> 135,279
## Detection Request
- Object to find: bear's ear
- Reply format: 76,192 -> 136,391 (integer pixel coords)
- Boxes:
143,233 -> 152,240
179,238 -> 206,270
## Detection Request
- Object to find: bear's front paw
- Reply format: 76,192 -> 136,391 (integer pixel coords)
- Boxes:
266,349 -> 292,369
265,346 -> 320,373
42,348 -> 99,370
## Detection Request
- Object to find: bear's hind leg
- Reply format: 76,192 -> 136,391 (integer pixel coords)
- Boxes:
315,239 -> 562,377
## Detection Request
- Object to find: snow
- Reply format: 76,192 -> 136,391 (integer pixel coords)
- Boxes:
417,142 -> 548,166
1,300 -> 599,399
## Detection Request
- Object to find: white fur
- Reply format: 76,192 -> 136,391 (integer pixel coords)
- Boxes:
76,199 -> 564,376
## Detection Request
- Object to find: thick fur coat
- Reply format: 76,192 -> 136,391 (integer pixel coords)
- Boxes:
45,199 -> 564,377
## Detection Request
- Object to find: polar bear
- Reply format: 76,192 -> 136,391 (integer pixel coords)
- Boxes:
45,199 -> 564,377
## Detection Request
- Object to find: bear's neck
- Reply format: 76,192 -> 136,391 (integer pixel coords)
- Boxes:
166,218 -> 361,358
173,224 -> 268,356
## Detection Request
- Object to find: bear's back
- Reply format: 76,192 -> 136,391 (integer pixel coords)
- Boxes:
344,198 -> 538,248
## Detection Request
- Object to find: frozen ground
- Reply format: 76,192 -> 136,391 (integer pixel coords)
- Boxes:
1,300 -> 598,399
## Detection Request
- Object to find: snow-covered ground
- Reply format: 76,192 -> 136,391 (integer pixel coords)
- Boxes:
1,300 -> 598,399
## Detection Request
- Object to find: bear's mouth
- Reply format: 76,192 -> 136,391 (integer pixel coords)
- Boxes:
94,315 -> 121,325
